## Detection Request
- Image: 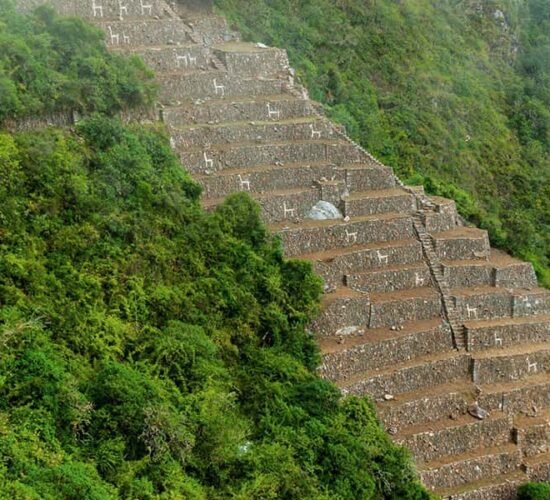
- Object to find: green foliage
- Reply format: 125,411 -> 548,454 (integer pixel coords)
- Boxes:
215,0 -> 550,286
0,114 -> 427,497
518,482 -> 550,500
0,2 -> 155,123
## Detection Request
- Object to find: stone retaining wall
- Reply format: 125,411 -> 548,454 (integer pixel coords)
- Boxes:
257,189 -> 320,224
421,449 -> 521,491
345,263 -> 432,294
433,229 -> 490,261
479,380 -> 550,414
473,349 -> 550,384
213,47 -> 289,78
310,293 -> 370,337
198,163 -> 338,199
278,216 -> 415,257
158,72 -> 286,102
398,414 -> 512,463
516,421 -> 549,457
118,45 -> 212,73
320,324 -> 449,381
163,97 -> 313,125
96,19 -> 191,46
171,119 -> 333,148
343,191 -> 416,217
467,319 -> 550,352
369,292 -> 442,328
379,390 -> 471,432
343,355 -> 471,400
343,165 -> 397,192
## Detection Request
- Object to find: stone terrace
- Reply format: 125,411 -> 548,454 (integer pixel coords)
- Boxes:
20,1 -> 550,497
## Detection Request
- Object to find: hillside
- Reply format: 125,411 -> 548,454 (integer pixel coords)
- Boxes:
214,0 -> 550,286
0,5 -> 428,499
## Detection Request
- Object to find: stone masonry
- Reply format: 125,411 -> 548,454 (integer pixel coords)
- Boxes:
18,1 -> 550,497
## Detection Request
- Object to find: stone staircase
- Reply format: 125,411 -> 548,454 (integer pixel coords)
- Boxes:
19,1 -> 550,497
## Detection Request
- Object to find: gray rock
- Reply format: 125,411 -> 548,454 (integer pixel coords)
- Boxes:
307,201 -> 342,220
468,402 -> 489,420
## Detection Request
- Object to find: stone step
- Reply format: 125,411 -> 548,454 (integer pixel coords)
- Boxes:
420,444 -> 522,492
196,161 -> 339,199
273,212 -> 415,257
432,227 -> 491,261
442,253 -> 537,289
162,95 -> 313,126
96,19 -> 191,46
171,117 -> 333,148
213,42 -> 290,77
338,164 -> 397,192
113,44 -> 215,73
368,287 -> 442,328
180,140 -> 360,174
20,0 -> 174,20
438,470 -> 527,500
340,351 -> 470,400
514,409 -> 550,458
478,373 -> 550,415
205,187 -> 321,224
472,343 -> 550,385
297,239 -> 424,289
466,315 -> 550,352
377,381 -> 474,433
345,262 -> 432,294
319,319 -> 450,381
451,286 -> 550,322
342,188 -> 416,218
395,411 -> 512,464
524,452 -> 550,482
157,71 -> 287,103
310,287 -> 369,337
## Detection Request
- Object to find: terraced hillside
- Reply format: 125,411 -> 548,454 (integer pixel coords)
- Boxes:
17,0 -> 550,497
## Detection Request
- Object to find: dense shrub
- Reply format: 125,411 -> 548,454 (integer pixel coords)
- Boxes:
518,482 -> 550,500
0,1 -> 155,122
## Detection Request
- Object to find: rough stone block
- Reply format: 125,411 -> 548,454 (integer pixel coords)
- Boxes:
342,354 -> 470,400
397,413 -> 512,463
343,189 -> 416,218
525,456 -> 550,482
424,210 -> 458,233
319,321 -> 450,381
345,263 -> 432,294
277,215 -> 415,257
443,261 -> 495,288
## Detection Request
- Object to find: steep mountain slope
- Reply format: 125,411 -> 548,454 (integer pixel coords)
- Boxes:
0,4 -> 428,498
214,0 -> 550,286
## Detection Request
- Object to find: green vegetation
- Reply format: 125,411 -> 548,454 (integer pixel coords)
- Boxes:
215,0 -> 550,286
0,7 -> 428,499
0,1 -> 155,123
518,482 -> 550,500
